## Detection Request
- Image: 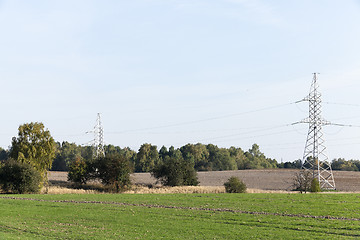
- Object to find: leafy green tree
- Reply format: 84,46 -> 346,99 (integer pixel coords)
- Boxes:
206,144 -> 219,171
331,158 -> 358,171
293,159 -> 302,169
217,148 -> 237,170
96,154 -> 132,192
278,159 -> 302,169
340,161 -> 358,171
135,143 -> 160,172
351,160 -> 360,171
104,144 -> 120,156
151,149 -> 198,186
10,122 -> 56,183
68,158 -> 89,184
206,144 -> 237,171
159,145 -> 169,161
52,141 -> 83,171
81,145 -> 93,162
180,143 -> 210,171
168,146 -> 176,157
103,145 -> 136,171
244,144 -> 277,169
0,147 -> 8,162
228,146 -> 247,170
331,158 -> 346,170
0,160 -> 42,194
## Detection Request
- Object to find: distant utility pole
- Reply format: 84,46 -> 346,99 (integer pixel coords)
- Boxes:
93,113 -> 105,159
294,73 -> 336,190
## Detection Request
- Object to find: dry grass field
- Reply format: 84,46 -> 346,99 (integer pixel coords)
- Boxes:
48,169 -> 360,193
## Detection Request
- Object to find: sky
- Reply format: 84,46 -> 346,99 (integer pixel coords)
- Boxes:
1,0 -> 360,162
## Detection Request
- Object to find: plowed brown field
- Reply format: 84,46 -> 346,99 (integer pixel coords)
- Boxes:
48,169 -> 360,192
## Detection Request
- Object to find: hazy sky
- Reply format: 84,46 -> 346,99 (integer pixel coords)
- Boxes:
1,0 -> 360,161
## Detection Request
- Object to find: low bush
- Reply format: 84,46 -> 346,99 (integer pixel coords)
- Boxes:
292,170 -> 312,193
0,160 -> 42,194
67,155 -> 132,192
224,176 -> 247,193
310,178 -> 321,192
68,159 -> 89,184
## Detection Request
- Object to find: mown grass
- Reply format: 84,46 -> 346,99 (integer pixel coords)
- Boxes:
0,193 -> 360,239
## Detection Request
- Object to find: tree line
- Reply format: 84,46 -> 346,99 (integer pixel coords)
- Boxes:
2,141 -> 359,172
1,132 -> 359,174
48,142 -> 280,172
1,121 -> 360,194
1,145 -> 359,174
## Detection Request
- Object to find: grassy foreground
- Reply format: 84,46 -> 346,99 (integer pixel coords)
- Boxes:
0,193 -> 360,239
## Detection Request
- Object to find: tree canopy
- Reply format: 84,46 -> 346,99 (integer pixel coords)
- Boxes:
5,135 -> 360,174
135,143 -> 160,172
0,147 -> 8,161
10,122 -> 56,181
48,142 -> 294,172
151,149 -> 198,186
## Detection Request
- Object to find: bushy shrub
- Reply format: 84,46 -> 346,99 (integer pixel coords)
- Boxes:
293,170 -> 312,193
0,160 -> 42,194
224,176 -> 247,193
67,155 -> 132,192
96,155 -> 132,192
68,159 -> 89,184
310,178 -> 321,192
151,153 -> 199,187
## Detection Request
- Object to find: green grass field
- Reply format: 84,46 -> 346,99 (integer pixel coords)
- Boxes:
1,193 -> 360,239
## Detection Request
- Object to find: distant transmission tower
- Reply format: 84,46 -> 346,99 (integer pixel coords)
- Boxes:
295,73 -> 336,190
93,113 -> 105,159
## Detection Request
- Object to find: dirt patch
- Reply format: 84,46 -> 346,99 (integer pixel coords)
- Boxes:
48,169 -> 360,192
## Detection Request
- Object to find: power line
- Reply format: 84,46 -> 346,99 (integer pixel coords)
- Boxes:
331,115 -> 360,122
171,126 -> 297,146
327,123 -> 360,128
323,102 -> 360,107
53,133 -> 88,137
191,124 -> 291,143
106,102 -> 295,135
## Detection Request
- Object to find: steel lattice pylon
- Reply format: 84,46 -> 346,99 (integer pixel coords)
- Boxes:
93,113 -> 105,159
298,73 -> 336,190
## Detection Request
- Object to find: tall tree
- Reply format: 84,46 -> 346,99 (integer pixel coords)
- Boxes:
180,143 -> 210,171
151,149 -> 198,186
159,146 -> 169,161
244,144 -> 277,169
135,143 -> 159,172
206,144 -> 237,171
52,141 -> 83,171
228,146 -> 247,170
96,154 -> 132,192
10,122 -> 56,182
0,147 -> 8,161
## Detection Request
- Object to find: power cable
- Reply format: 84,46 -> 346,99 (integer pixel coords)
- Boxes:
105,102 -> 295,134
192,124 -> 291,142
323,102 -> 360,107
172,126 -> 297,146
53,133 -> 88,137
199,129 -> 297,144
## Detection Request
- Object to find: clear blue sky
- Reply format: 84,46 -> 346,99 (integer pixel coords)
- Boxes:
1,0 -> 360,162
